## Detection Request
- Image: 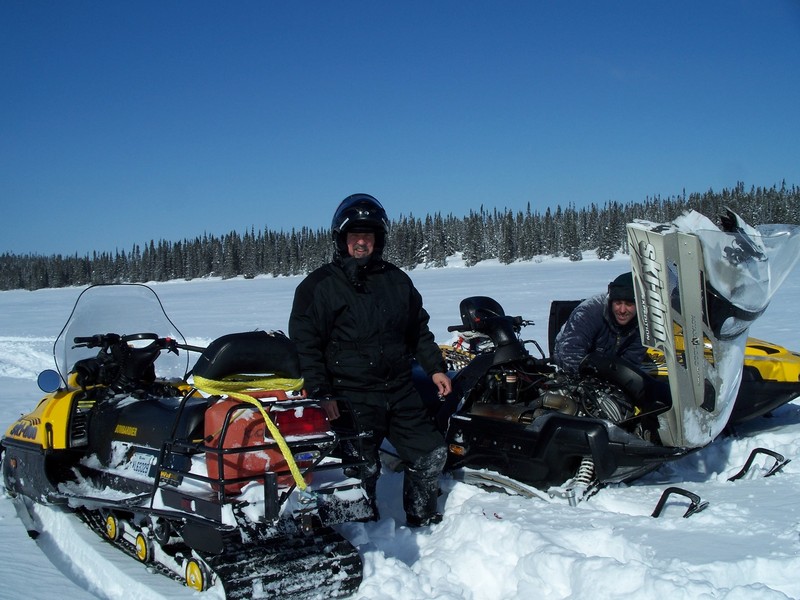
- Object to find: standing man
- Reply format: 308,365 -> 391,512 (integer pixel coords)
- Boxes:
289,193 -> 451,527
553,271 -> 647,373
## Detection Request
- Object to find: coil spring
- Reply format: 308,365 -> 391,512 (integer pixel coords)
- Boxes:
573,457 -> 595,487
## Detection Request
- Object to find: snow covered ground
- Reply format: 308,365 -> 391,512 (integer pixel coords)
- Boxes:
2,254 -> 800,600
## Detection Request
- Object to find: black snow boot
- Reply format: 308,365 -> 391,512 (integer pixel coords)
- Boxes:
362,463 -> 381,522
403,445 -> 446,526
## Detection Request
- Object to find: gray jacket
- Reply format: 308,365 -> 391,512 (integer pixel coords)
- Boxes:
552,293 -> 647,373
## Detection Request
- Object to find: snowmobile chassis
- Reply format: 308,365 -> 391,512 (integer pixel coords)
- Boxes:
3,376 -> 370,598
426,211 -> 800,508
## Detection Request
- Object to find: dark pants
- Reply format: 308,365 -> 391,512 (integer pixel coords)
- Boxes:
339,380 -> 446,521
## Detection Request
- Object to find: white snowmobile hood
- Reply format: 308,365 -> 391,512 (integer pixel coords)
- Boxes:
627,209 -> 800,448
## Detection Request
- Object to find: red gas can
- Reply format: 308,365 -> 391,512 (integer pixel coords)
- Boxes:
204,392 -> 330,494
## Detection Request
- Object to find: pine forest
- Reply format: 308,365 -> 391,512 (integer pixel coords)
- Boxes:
2,182 -> 799,291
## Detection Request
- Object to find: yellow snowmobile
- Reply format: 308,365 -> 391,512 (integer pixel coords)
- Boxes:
1,283 -> 372,598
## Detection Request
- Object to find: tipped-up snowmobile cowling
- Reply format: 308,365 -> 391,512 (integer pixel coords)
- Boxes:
627,208 -> 800,448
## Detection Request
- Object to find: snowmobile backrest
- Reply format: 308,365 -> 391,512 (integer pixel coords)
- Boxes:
192,331 -> 302,381
452,296 -> 527,365
458,296 -> 506,332
547,300 -> 583,358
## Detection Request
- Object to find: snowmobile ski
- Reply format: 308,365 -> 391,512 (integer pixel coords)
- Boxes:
650,487 -> 708,518
727,447 -> 790,481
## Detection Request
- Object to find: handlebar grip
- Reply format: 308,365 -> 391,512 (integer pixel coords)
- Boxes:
72,333 -> 121,348
72,334 -> 107,347
447,325 -> 465,332
178,343 -> 207,353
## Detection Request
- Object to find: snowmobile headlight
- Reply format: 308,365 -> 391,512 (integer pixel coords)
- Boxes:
706,285 -> 766,341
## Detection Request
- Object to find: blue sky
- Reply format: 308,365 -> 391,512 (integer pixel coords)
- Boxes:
2,1 -> 799,256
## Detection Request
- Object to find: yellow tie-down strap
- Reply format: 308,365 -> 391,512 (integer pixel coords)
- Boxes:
193,374 -> 309,492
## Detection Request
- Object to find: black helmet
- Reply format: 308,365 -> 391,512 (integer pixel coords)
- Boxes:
331,193 -> 390,258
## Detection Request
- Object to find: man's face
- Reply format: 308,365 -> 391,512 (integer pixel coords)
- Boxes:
611,300 -> 637,327
346,231 -> 375,259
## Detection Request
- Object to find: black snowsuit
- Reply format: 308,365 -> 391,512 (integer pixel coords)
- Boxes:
552,293 -> 647,373
288,256 -> 447,522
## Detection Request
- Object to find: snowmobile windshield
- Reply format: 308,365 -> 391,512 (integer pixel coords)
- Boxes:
53,284 -> 190,386
671,211 -> 800,341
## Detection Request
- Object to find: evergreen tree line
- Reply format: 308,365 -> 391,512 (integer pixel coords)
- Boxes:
2,181 -> 799,291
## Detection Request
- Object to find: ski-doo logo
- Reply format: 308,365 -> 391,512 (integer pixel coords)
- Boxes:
10,420 -> 38,441
637,241 -> 669,346
114,424 -> 138,437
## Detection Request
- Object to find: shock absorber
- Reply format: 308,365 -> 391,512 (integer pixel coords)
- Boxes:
573,457 -> 595,487
561,457 -> 596,506
503,370 -> 518,403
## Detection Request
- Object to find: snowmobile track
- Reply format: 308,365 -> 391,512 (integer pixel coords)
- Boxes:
203,527 -> 363,599
79,507 -> 362,599
78,508 -> 190,586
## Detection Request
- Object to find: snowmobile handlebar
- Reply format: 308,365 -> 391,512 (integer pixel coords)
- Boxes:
72,333 -> 205,355
447,315 -> 531,333
73,333 -> 122,347
69,333 -> 206,390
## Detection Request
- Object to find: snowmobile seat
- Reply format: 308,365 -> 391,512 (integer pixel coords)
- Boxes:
547,300 -> 583,359
192,331 -> 302,381
91,393 -> 210,453
171,394 -> 211,442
